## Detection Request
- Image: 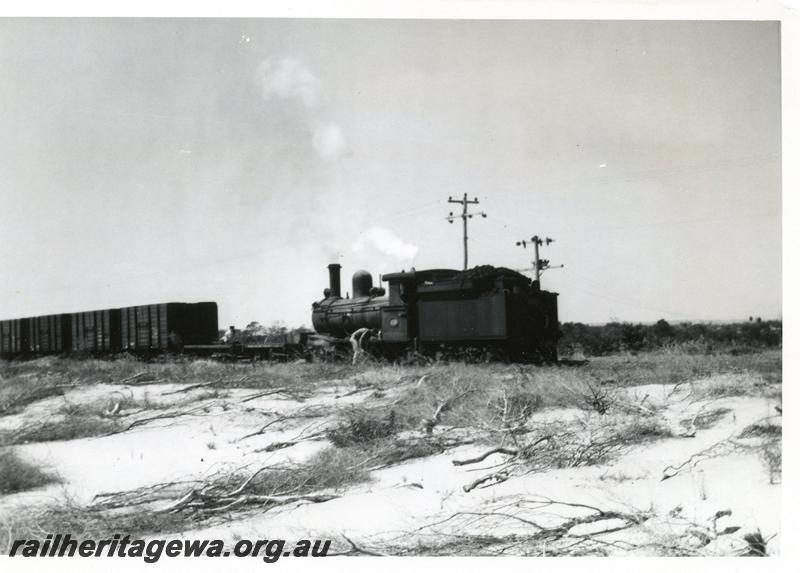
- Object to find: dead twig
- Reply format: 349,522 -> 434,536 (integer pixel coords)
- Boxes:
463,471 -> 509,492
662,438 -> 738,480
340,535 -> 386,557
156,490 -> 337,514
452,447 -> 519,466
119,371 -> 148,384
161,378 -> 224,396
410,496 -> 650,554
104,405 -> 210,436
337,385 -> 378,398
253,430 -> 329,453
241,388 -> 290,403
237,415 -> 289,442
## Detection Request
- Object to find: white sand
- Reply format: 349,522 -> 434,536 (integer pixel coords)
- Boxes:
0,374 -> 781,555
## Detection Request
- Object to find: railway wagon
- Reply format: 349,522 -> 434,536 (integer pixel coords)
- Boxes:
31,314 -> 71,353
71,309 -> 118,352
0,318 -> 26,356
120,303 -> 218,351
0,302 -> 218,358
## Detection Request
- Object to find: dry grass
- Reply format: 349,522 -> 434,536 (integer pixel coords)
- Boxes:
327,409 -> 398,447
382,363 -> 592,433
691,373 -> 778,400
582,349 -> 781,388
0,348 -> 781,553
739,421 -> 782,439
679,407 -> 732,433
1,347 -> 780,408
738,420 -> 782,485
0,444 -> 371,550
1,499 -> 200,554
514,413 -> 673,471
208,446 -> 371,498
0,416 -> 120,446
758,438 -> 782,485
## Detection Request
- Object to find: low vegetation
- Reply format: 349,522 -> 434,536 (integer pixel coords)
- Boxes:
0,449 -> 59,494
560,318 -> 781,356
327,410 -> 398,447
0,417 -> 120,446
0,339 -> 782,556
738,420 -> 782,485
3,444 -> 372,549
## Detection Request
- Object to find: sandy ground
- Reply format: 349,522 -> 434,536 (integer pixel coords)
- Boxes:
0,369 -> 782,556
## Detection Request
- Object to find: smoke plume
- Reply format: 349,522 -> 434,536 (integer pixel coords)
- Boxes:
352,226 -> 419,262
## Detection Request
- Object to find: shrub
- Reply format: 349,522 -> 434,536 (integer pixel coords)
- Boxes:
0,416 -> 119,446
758,439 -> 781,485
739,422 -> 782,439
327,410 -> 398,447
488,392 -> 543,422
0,449 -> 59,494
559,320 -> 782,357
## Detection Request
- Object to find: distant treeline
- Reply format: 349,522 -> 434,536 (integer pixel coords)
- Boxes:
226,319 -> 781,358
558,318 -> 782,356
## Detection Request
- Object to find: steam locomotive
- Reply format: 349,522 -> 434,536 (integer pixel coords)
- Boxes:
1,263 -> 559,362
312,263 -> 559,362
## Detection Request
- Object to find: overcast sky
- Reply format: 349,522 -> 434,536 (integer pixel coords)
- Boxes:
0,19 -> 781,328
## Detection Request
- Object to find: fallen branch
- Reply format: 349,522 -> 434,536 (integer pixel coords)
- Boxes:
237,415 -> 289,441
419,387 -> 475,434
662,439 -> 738,480
411,496 -> 650,554
241,388 -> 290,403
340,535 -> 386,557
104,406 -> 210,436
452,447 -> 519,466
161,378 -> 224,396
253,430 -> 329,453
119,371 -> 149,385
463,471 -> 509,492
337,385 -> 378,398
91,480 -> 199,509
157,489 -> 338,514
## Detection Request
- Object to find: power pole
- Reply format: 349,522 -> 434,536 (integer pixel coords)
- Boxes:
446,193 -> 487,270
516,235 -> 562,284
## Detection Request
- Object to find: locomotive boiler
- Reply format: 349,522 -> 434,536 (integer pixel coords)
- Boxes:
312,263 -> 560,362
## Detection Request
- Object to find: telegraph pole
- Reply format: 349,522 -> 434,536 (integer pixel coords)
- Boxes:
446,193 -> 487,270
516,235 -> 562,284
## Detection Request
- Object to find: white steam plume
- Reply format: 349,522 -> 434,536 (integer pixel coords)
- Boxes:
352,226 -> 419,262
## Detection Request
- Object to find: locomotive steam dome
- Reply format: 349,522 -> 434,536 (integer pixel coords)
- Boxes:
352,270 -> 373,298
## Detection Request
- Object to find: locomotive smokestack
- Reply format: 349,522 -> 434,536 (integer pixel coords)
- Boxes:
328,264 -> 342,298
